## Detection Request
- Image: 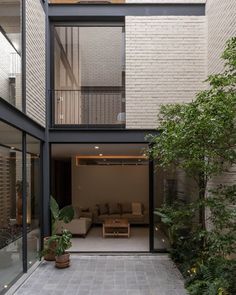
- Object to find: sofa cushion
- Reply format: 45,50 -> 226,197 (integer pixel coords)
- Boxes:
97,203 -> 108,215
121,203 -> 132,214
108,203 -> 121,214
132,202 -> 143,216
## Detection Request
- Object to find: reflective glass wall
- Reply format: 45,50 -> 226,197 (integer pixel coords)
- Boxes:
0,121 -> 23,293
26,135 -> 41,268
0,121 -> 42,294
0,0 -> 22,110
153,166 -> 198,251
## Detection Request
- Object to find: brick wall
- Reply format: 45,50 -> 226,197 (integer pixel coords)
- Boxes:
25,0 -> 46,126
206,0 -> 236,74
125,16 -> 207,129
206,0 -> 236,194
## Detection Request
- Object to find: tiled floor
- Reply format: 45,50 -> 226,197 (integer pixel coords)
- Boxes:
13,255 -> 187,295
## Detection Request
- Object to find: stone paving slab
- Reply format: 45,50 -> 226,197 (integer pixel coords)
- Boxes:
13,255 -> 188,295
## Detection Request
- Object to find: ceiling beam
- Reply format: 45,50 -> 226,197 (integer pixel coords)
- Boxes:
48,3 -> 205,19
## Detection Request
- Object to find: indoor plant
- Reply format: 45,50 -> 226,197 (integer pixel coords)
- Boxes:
45,229 -> 72,268
43,196 -> 74,261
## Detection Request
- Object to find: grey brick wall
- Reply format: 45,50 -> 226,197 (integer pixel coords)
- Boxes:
25,0 -> 46,126
125,16 -> 207,129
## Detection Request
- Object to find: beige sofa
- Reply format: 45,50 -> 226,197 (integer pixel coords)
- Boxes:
56,217 -> 92,237
93,202 -> 149,225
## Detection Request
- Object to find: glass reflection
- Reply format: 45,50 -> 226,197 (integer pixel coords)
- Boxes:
0,0 -> 22,110
0,121 -> 23,293
26,135 -> 41,268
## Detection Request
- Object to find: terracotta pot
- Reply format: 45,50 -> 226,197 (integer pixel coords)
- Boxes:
55,253 -> 70,269
43,237 -> 57,261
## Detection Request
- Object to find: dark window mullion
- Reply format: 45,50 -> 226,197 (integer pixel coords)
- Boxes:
22,132 -> 27,272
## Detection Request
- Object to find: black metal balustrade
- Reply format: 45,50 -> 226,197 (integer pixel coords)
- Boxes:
52,88 -> 125,127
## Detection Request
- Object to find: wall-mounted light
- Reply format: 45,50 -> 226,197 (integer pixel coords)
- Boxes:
94,146 -> 99,149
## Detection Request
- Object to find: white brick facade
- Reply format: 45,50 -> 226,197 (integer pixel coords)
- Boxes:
206,0 -> 236,74
125,16 -> 207,129
206,0 -> 236,191
25,0 -> 46,127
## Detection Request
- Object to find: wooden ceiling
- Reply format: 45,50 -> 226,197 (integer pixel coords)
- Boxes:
50,0 -> 125,3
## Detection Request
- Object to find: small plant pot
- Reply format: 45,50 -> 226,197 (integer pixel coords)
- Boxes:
43,237 -> 57,261
55,253 -> 70,268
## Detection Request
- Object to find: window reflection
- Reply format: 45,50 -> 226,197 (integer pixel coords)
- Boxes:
26,135 -> 41,268
0,0 -> 22,110
0,121 -> 23,293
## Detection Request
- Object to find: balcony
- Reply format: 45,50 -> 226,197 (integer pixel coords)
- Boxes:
52,88 -> 125,128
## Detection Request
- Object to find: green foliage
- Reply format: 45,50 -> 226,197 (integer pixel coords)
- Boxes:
186,258 -> 236,295
154,201 -> 196,245
149,38 -> 236,295
43,229 -> 72,257
50,196 -> 74,235
156,185 -> 236,295
149,37 -> 236,189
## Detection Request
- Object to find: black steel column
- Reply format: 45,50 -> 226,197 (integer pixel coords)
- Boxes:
42,0 -> 51,238
149,159 -> 154,252
22,132 -> 27,272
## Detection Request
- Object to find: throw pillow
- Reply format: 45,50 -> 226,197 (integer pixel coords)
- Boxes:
132,202 -> 142,216
108,203 -> 121,214
97,203 -> 108,215
121,203 -> 132,214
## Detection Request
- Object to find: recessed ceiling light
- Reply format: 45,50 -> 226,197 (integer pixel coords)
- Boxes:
4,285 -> 8,289
94,146 -> 99,149
99,153 -> 103,156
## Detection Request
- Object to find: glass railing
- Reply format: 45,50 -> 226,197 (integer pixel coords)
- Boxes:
52,88 -> 125,127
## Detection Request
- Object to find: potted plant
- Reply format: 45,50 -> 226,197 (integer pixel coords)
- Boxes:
44,229 -> 72,268
43,196 -> 74,261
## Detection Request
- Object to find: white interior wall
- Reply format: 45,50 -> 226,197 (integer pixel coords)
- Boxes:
71,158 -> 149,210
0,32 -> 13,101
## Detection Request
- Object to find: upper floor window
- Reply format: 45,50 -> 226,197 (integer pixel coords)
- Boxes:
52,25 -> 125,127
0,0 -> 22,110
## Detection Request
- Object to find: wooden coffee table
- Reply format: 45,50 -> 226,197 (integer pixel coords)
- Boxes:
103,218 -> 130,238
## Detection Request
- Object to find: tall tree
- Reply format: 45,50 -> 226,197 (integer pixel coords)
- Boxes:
149,37 -> 236,226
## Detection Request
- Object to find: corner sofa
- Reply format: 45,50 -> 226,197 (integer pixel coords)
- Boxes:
56,208 -> 93,236
56,217 -> 92,237
92,202 -> 149,225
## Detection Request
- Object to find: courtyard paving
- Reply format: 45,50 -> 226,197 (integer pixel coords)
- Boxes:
13,255 -> 187,295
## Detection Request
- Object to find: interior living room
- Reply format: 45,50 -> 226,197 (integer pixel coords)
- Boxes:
51,143 -> 152,252
51,143 -> 171,252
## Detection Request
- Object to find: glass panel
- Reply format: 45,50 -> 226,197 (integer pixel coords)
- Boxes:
26,135 -> 41,269
153,165 -> 199,251
153,167 -> 171,251
0,0 -> 22,110
0,121 -> 23,293
53,26 -> 125,126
